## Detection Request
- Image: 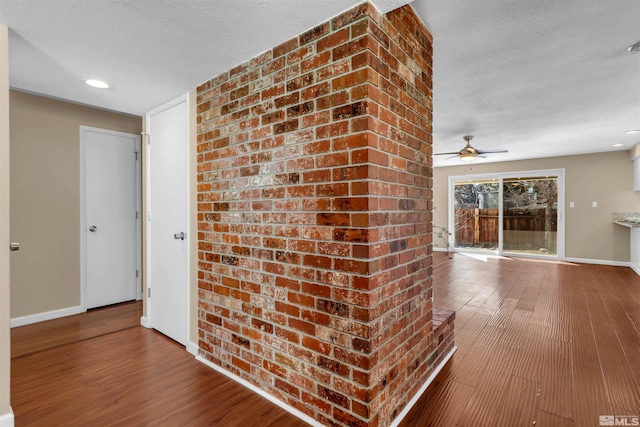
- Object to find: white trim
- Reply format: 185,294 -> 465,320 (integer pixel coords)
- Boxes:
196,355 -> 322,427
434,250 -> 633,269
135,137 -> 143,301
186,340 -> 198,357
140,316 -> 151,328
80,126 -> 142,310
186,90 -> 194,348
10,305 -> 83,328
564,257 -> 630,267
0,407 -> 14,427
390,345 -> 457,427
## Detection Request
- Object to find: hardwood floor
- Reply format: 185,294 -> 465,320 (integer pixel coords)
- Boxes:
10,254 -> 640,426
11,301 -> 302,426
401,253 -> 640,427
11,300 -> 142,358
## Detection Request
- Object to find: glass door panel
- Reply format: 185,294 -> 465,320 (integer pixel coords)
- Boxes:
502,176 -> 558,256
453,179 -> 499,251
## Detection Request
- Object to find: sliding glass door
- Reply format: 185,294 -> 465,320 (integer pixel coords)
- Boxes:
453,179 -> 500,251
449,170 -> 563,258
503,176 -> 558,256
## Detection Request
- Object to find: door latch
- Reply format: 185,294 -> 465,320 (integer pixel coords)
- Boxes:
174,232 -> 186,240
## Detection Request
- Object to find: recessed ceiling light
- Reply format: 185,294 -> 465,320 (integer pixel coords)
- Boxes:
625,130 -> 640,134
613,143 -> 624,147
84,79 -> 109,89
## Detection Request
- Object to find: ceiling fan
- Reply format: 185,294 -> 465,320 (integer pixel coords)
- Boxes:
435,135 -> 508,162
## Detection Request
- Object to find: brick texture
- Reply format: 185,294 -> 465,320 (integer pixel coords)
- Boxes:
196,3 -> 450,426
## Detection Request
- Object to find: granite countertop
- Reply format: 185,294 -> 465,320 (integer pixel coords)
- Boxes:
613,212 -> 640,228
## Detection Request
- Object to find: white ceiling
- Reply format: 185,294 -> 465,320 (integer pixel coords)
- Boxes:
1,0 -> 639,167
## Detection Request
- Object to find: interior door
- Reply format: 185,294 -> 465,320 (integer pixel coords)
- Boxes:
83,127 -> 140,309
147,99 -> 188,345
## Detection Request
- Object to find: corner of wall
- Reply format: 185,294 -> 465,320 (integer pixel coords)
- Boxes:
0,408 -> 14,427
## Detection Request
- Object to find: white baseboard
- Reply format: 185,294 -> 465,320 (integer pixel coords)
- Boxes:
631,263 -> 640,276
390,345 -> 457,427
564,257 -> 630,267
10,305 -> 83,328
434,250 -> 631,269
186,340 -> 198,357
196,355 -> 322,427
197,346 -> 456,427
140,316 -> 151,328
0,407 -> 14,427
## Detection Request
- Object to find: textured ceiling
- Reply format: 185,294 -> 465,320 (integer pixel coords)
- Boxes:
1,0 -> 639,167
416,0 -> 640,166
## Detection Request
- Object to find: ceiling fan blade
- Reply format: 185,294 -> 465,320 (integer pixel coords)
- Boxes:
434,151 -> 461,155
445,155 -> 460,160
476,149 -> 508,154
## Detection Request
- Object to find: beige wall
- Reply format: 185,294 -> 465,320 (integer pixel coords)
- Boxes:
433,151 -> 640,262
1,24 -> 12,419
10,91 -> 142,318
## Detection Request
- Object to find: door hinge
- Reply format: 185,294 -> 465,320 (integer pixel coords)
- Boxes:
134,151 -> 139,160
136,269 -> 139,278
147,288 -> 151,298
136,211 -> 139,220
147,211 -> 151,222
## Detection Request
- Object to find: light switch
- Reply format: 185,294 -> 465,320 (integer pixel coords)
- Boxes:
569,202 -> 575,208
592,201 -> 598,208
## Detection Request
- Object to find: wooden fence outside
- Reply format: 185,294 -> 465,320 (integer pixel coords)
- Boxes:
454,207 -> 557,249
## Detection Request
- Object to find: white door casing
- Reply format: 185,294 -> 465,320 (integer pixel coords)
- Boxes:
80,127 -> 141,310
145,96 -> 188,346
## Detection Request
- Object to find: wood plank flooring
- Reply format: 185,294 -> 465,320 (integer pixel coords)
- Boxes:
11,300 -> 142,358
11,253 -> 640,426
400,253 -> 640,427
11,302 -> 302,426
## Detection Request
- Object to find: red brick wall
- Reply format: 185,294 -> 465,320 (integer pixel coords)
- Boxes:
195,3 -> 444,426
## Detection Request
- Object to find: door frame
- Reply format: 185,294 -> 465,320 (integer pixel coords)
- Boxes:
448,168 -> 565,260
80,126 -> 142,311
142,93 -> 190,342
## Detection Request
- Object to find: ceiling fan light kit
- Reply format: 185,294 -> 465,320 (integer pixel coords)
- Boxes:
435,135 -> 508,162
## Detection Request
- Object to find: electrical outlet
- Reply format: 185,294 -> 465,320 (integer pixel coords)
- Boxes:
592,201 -> 598,208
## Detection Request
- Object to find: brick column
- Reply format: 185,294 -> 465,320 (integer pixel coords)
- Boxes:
195,3 -> 453,426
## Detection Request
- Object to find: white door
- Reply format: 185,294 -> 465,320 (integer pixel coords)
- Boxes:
81,127 -> 140,309
146,98 -> 188,345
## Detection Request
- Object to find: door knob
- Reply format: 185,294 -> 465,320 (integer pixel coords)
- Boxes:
10,243 -> 20,251
174,232 -> 185,240
89,225 -> 98,232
